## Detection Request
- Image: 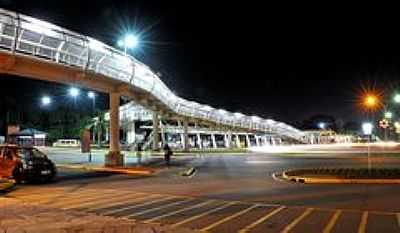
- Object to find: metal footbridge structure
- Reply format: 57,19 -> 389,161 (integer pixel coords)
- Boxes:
0,8 -> 305,159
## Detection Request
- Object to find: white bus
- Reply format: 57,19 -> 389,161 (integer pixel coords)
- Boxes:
52,139 -> 80,147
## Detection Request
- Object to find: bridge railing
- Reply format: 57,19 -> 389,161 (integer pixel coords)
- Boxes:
0,8 -> 305,141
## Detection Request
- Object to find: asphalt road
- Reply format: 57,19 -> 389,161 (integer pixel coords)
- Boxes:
6,150 -> 400,233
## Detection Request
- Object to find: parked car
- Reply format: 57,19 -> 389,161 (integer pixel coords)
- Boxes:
0,145 -> 57,183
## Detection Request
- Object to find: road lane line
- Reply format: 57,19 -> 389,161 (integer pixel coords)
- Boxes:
358,211 -> 368,233
62,192 -> 145,210
238,206 -> 286,233
125,198 -> 194,218
281,208 -> 314,233
323,210 -> 342,233
102,196 -> 177,215
200,204 -> 260,232
170,201 -> 234,227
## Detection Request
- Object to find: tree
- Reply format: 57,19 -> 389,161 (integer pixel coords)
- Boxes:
88,111 -> 108,148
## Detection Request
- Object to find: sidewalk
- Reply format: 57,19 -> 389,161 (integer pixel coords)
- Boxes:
0,197 -> 199,233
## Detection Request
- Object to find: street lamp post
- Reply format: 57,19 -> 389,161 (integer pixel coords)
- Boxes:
362,122 -> 373,171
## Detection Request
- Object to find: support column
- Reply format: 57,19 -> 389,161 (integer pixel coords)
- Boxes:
197,133 -> 202,149
152,112 -> 160,150
160,120 -> 166,146
263,136 -> 268,146
255,135 -> 260,147
224,134 -> 229,148
235,134 -> 241,148
211,134 -> 217,148
246,134 -> 251,148
126,121 -> 136,144
106,92 -> 123,166
183,119 -> 189,151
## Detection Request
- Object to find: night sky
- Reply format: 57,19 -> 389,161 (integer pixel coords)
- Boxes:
1,1 -> 400,124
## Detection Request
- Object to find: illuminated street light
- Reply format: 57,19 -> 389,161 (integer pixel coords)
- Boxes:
118,34 -> 139,54
394,94 -> 400,103
41,96 -> 51,106
364,95 -> 377,108
88,91 -> 95,99
318,122 -> 326,129
385,111 -> 393,119
362,122 -> 373,135
69,87 -> 80,97
88,91 -> 96,112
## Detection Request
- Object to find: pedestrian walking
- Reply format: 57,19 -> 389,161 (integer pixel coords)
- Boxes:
163,143 -> 172,167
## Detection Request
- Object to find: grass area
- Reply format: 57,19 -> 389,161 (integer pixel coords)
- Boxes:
286,168 -> 400,179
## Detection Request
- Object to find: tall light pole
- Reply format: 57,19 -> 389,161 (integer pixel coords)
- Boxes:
362,122 -> 373,171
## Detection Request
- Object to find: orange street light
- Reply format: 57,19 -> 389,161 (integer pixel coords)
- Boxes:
364,95 -> 378,108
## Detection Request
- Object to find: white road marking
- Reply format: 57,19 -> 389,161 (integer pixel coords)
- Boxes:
200,204 -> 260,231
281,208 -> 314,233
238,206 -> 286,233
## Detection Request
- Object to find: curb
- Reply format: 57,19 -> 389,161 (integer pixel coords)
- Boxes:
56,164 -> 155,175
281,170 -> 400,184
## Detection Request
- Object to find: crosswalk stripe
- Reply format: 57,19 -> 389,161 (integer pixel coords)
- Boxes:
358,211 -> 368,233
323,210 -> 342,233
62,192 -> 145,210
102,196 -> 176,215
281,208 -> 314,233
170,201 -> 234,227
47,191 -> 117,207
200,204 -> 260,232
125,198 -> 194,218
86,194 -> 160,211
238,206 -> 286,233
30,189 -> 110,204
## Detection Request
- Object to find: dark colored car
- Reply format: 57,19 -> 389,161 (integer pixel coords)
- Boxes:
0,145 -> 57,183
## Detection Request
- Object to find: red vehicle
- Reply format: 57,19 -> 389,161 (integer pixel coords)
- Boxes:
0,145 -> 56,183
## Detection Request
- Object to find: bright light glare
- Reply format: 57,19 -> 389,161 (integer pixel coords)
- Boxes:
318,122 -> 326,129
88,91 -> 95,99
364,95 -> 377,107
117,40 -> 124,47
124,34 -> 138,48
395,94 -> 400,103
362,122 -> 373,135
41,96 -> 51,106
69,87 -> 80,97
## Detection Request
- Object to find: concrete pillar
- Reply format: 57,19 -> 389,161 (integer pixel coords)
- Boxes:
197,133 -> 202,149
106,92 -> 123,166
271,137 -> 276,146
255,135 -> 260,147
211,134 -> 217,149
152,112 -> 160,150
224,134 -> 229,148
160,120 -> 166,146
263,136 -> 268,146
126,121 -> 136,144
235,134 -> 241,148
246,134 -> 251,147
183,119 -> 189,151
